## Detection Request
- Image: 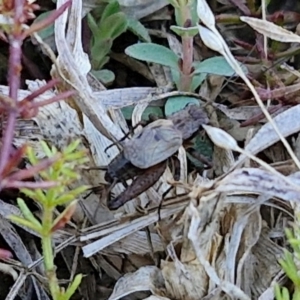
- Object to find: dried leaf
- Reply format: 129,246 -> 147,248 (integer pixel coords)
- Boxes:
108,266 -> 165,300
237,104 -> 300,165
197,0 -> 215,28
216,168 -> 300,203
241,16 -> 300,43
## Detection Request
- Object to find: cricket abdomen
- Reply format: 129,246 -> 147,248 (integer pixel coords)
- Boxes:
107,161 -> 167,210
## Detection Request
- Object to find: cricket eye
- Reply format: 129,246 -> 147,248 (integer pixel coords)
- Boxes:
154,133 -> 160,141
136,132 -> 143,139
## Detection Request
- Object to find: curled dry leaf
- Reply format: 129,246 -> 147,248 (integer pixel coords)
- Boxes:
108,266 -> 166,300
54,0 -> 124,142
237,104 -> 300,166
241,16 -> 300,43
215,168 -> 300,204
0,263 -> 18,281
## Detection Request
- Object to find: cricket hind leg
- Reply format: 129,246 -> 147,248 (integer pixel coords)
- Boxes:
86,178 -> 118,220
188,149 -> 213,169
107,161 -> 167,210
157,156 -> 181,220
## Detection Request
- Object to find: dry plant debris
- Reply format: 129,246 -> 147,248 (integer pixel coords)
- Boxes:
2,0 -> 300,299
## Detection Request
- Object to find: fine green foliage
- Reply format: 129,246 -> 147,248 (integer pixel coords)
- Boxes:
88,0 -> 151,84
125,43 -> 180,70
88,1 -> 128,71
127,18 -> 151,42
124,0 -> 248,94
275,215 -> 300,300
9,140 -> 89,300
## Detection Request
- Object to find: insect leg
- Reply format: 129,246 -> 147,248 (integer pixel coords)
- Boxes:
188,149 -> 213,169
157,157 -> 181,220
104,120 -> 149,154
107,161 -> 167,210
86,166 -> 108,171
89,178 -> 118,220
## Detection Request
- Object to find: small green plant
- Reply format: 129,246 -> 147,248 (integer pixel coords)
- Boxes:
9,140 -> 89,300
88,1 -> 128,71
275,214 -> 300,300
87,0 -> 151,85
124,0 -> 247,115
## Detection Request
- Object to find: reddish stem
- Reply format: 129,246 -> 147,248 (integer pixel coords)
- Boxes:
178,5 -> 193,92
23,79 -> 60,102
22,0 -> 72,38
0,0 -> 24,177
180,36 -> 193,91
3,180 -> 58,189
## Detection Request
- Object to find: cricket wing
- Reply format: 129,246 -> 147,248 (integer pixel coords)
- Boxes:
107,161 -> 166,210
123,119 -> 183,169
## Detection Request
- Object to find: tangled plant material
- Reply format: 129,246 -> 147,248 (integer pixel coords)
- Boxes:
2,0 -> 300,299
0,1 -> 89,300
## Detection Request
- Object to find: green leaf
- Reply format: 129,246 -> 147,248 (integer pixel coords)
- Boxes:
194,135 -> 214,158
171,68 -> 206,91
121,106 -> 164,121
170,69 -> 180,90
26,146 -> 38,165
100,1 -> 121,24
91,69 -> 115,85
91,40 -> 112,69
170,25 -> 198,37
40,140 -> 55,157
32,11 -> 54,40
193,56 -> 248,76
9,215 -> 42,234
64,274 -> 83,300
54,186 -> 89,205
165,96 -> 202,116
187,135 -> 214,168
99,12 -> 128,40
125,43 -> 180,70
16,198 -> 43,229
191,73 -> 207,91
167,0 -> 180,8
127,18 -> 151,42
190,0 -> 198,25
87,13 -> 99,38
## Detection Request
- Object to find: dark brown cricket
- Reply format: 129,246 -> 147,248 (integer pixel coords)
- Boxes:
103,104 -> 209,209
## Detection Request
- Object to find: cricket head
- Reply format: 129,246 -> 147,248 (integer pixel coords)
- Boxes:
186,104 -> 209,126
170,104 -> 209,140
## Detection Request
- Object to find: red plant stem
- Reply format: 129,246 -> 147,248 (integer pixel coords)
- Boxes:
3,181 -> 58,189
23,79 -> 60,102
179,5 -> 193,92
30,90 -> 77,109
23,0 -> 72,38
0,0 -> 24,177
8,155 -> 59,181
180,36 -> 193,91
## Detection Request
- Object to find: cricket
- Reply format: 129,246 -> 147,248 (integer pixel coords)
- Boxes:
98,103 -> 209,210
